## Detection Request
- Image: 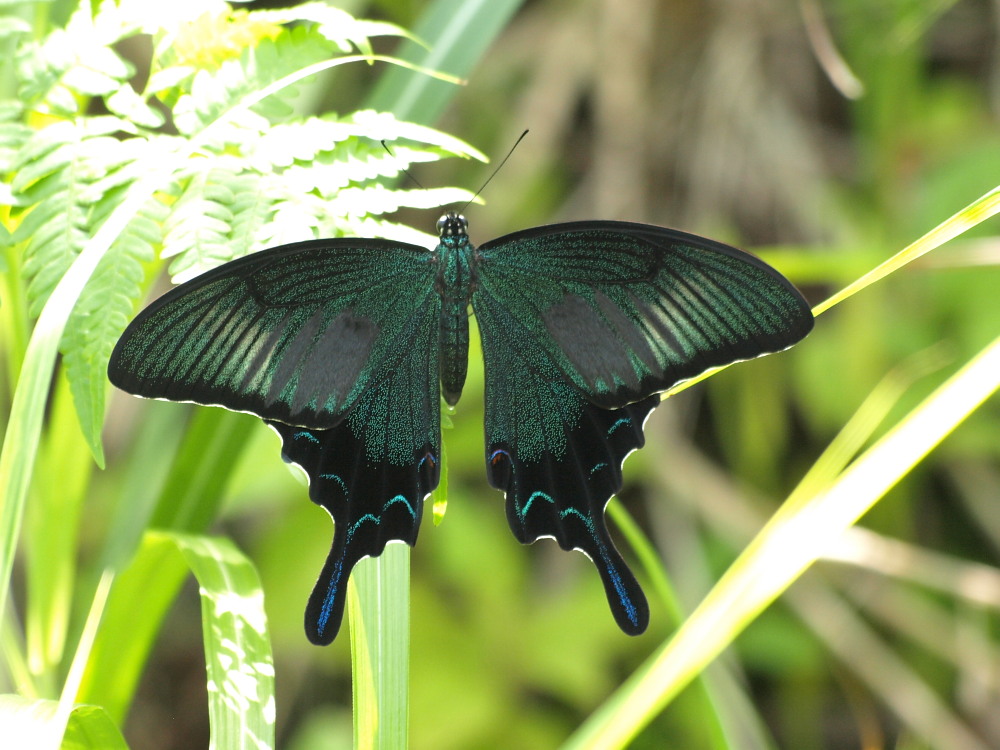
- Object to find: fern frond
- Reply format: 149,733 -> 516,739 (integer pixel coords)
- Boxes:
62,196 -> 165,463
151,106 -> 482,281
251,2 -> 421,55
7,0 -> 486,467
105,84 -> 166,130
171,25 -> 336,135
249,110 -> 484,179
0,104 -> 30,177
228,172 -> 274,259
161,167 -> 240,281
347,110 -> 487,159
324,185 -> 476,218
16,5 -> 136,114
12,118 -> 140,315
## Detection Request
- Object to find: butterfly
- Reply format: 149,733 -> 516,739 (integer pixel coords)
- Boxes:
108,212 -> 813,645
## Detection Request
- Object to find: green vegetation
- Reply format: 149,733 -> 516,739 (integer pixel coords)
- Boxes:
1,1 -> 998,748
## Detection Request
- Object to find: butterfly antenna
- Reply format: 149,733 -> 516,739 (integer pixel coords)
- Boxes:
461,129 -> 529,213
381,139 -> 425,189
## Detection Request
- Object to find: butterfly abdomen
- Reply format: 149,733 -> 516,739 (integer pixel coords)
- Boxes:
436,232 -> 475,406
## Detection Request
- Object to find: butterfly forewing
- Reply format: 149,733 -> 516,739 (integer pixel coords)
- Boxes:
475,221 -> 814,409
109,238 -> 439,429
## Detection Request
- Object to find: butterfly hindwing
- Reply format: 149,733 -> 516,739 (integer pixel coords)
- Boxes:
268,292 -> 442,645
475,221 -> 814,409
474,288 -> 658,633
109,238 -> 438,428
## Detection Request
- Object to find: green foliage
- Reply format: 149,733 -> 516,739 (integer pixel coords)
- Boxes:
4,0 -> 482,464
0,1 -> 483,747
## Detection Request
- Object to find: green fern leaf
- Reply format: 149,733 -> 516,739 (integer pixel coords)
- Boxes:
252,2 -> 420,56
62,195 -> 164,465
0,105 -> 31,175
329,185 -> 476,217
12,119 -> 139,315
228,173 -> 277,256
161,167 -> 241,281
172,25 -> 335,136
16,5 -> 135,114
106,84 -> 167,130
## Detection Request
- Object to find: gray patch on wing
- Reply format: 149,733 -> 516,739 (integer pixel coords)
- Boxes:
593,290 -> 660,372
298,309 -> 378,412
260,309 -> 319,406
251,308 -> 378,417
542,293 -> 639,393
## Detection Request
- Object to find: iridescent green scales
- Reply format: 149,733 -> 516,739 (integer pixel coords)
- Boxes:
111,241 -> 440,433
109,212 -> 813,645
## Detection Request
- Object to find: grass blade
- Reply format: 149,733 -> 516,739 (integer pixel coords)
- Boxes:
813,185 -> 1000,316
366,0 -> 525,123
171,532 -> 275,750
349,543 -> 410,750
565,333 -> 1000,749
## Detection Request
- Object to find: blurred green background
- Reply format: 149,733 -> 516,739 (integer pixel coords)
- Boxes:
4,0 -> 1000,748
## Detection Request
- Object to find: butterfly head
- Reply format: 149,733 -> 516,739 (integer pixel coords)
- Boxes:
437,212 -> 469,239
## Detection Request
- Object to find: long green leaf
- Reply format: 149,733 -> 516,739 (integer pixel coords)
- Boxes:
78,534 -> 189,722
171,532 -> 275,750
349,544 -> 411,750
366,0 -> 526,123
565,334 -> 1000,749
81,531 -> 275,748
25,373 -> 90,683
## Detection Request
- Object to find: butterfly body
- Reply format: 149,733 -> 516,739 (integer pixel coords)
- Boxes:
109,212 -> 813,645
435,213 -> 475,405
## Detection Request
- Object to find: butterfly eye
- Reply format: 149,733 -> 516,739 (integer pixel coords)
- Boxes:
437,213 -> 469,237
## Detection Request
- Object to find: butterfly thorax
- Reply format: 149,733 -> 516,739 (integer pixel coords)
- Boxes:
435,213 -> 475,406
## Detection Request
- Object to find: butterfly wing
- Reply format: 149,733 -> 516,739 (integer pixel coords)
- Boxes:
475,221 -> 814,409
476,282 -> 657,632
109,238 -> 438,428
473,221 -> 813,634
109,237 -> 443,645
266,291 -> 442,644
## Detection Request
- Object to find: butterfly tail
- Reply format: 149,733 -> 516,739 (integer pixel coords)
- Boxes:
305,523 -> 354,645
267,420 -> 436,645
486,395 -> 659,635
585,523 -> 650,635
